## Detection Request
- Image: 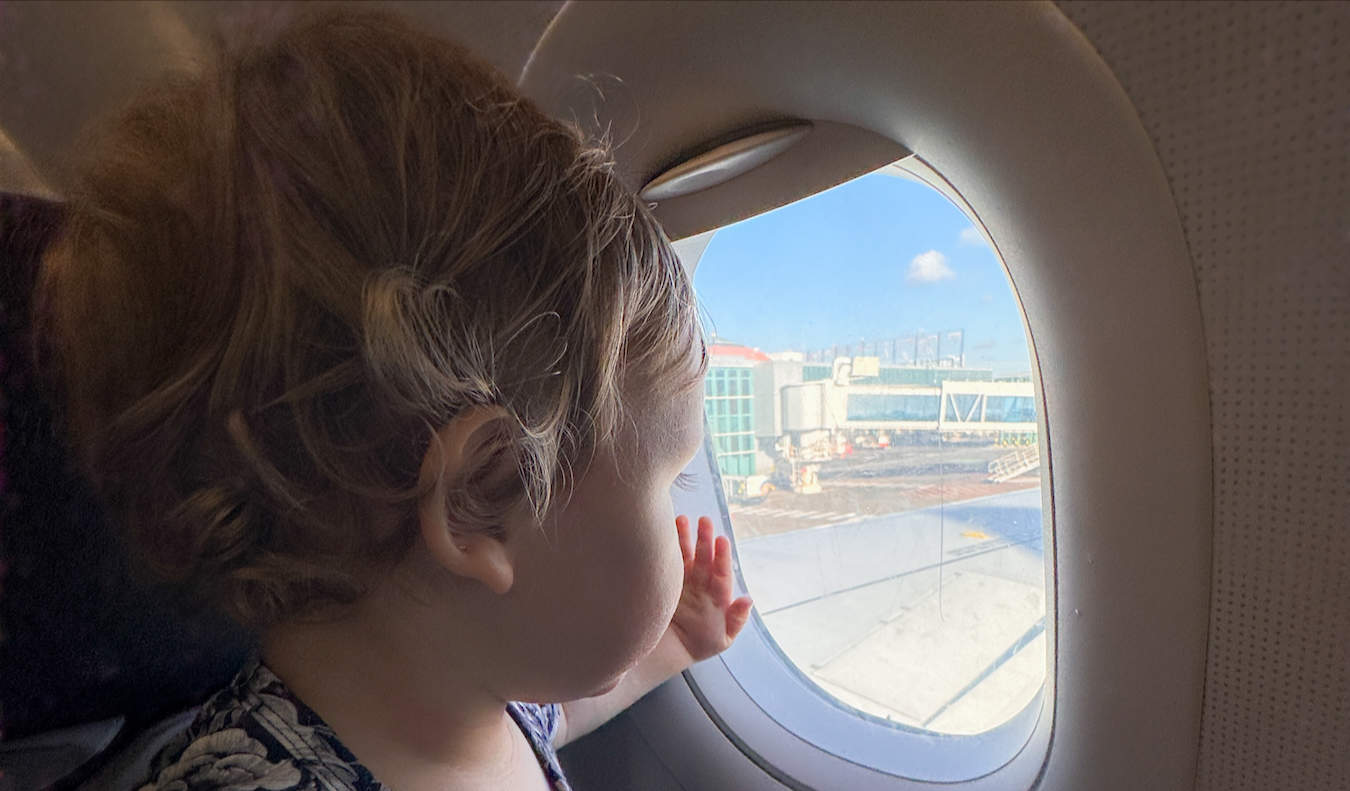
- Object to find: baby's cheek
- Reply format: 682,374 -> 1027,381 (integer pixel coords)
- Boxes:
657,518 -> 685,618
632,512 -> 682,632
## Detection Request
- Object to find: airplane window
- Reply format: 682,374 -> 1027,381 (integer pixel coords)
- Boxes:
688,159 -> 1047,753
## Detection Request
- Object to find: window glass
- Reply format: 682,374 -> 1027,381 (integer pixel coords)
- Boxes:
985,395 -> 1036,423
846,393 -> 941,422
693,163 -> 1045,738
946,393 -> 980,422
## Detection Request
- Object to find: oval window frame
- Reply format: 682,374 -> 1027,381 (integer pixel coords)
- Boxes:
670,155 -> 1053,784
526,3 -> 1211,788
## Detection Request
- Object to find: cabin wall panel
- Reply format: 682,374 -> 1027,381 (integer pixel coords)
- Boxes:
1058,3 -> 1350,789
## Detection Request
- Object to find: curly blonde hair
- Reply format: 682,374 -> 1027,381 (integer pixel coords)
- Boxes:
37,7 -> 705,631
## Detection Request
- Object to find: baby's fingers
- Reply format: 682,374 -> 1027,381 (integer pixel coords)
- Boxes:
676,515 -> 694,565
711,536 -> 737,606
694,515 -> 715,568
714,535 -> 734,581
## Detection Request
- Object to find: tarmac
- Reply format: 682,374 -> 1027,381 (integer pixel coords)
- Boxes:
734,486 -> 1046,734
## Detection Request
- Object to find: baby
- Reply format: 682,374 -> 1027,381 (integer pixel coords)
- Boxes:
38,7 -> 750,790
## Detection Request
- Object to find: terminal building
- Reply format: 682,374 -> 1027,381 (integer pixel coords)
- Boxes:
705,341 -> 1038,489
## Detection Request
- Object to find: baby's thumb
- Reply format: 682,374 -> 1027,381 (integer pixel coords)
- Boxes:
726,597 -> 754,639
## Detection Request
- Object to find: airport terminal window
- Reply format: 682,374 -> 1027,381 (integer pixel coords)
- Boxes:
848,393 -> 942,422
689,160 -> 1046,751
984,395 -> 1037,423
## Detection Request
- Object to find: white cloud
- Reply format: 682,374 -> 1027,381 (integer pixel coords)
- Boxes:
906,250 -> 955,284
959,226 -> 985,246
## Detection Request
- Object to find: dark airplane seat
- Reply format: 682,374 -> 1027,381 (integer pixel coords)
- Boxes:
0,192 -> 253,790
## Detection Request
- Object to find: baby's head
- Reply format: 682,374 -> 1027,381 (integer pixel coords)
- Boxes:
39,8 -> 706,699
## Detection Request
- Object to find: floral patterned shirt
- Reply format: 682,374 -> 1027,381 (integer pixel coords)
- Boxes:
136,657 -> 571,791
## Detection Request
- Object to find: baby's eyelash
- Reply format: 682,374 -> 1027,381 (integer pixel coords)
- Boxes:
673,472 -> 699,492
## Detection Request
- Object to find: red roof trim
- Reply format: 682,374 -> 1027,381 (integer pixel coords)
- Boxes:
709,343 -> 772,362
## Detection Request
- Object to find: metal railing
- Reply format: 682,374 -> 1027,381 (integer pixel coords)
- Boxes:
986,446 -> 1041,482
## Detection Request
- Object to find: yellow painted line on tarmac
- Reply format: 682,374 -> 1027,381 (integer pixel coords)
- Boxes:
961,530 -> 991,540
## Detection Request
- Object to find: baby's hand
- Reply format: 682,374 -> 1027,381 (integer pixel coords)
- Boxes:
669,515 -> 754,664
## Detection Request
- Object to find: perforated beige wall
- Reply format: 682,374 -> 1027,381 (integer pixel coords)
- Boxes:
1057,3 -> 1350,789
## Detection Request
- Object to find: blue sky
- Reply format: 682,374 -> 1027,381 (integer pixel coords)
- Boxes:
692,170 -> 1034,377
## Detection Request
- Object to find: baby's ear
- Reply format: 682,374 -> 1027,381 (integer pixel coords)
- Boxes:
417,406 -> 523,594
